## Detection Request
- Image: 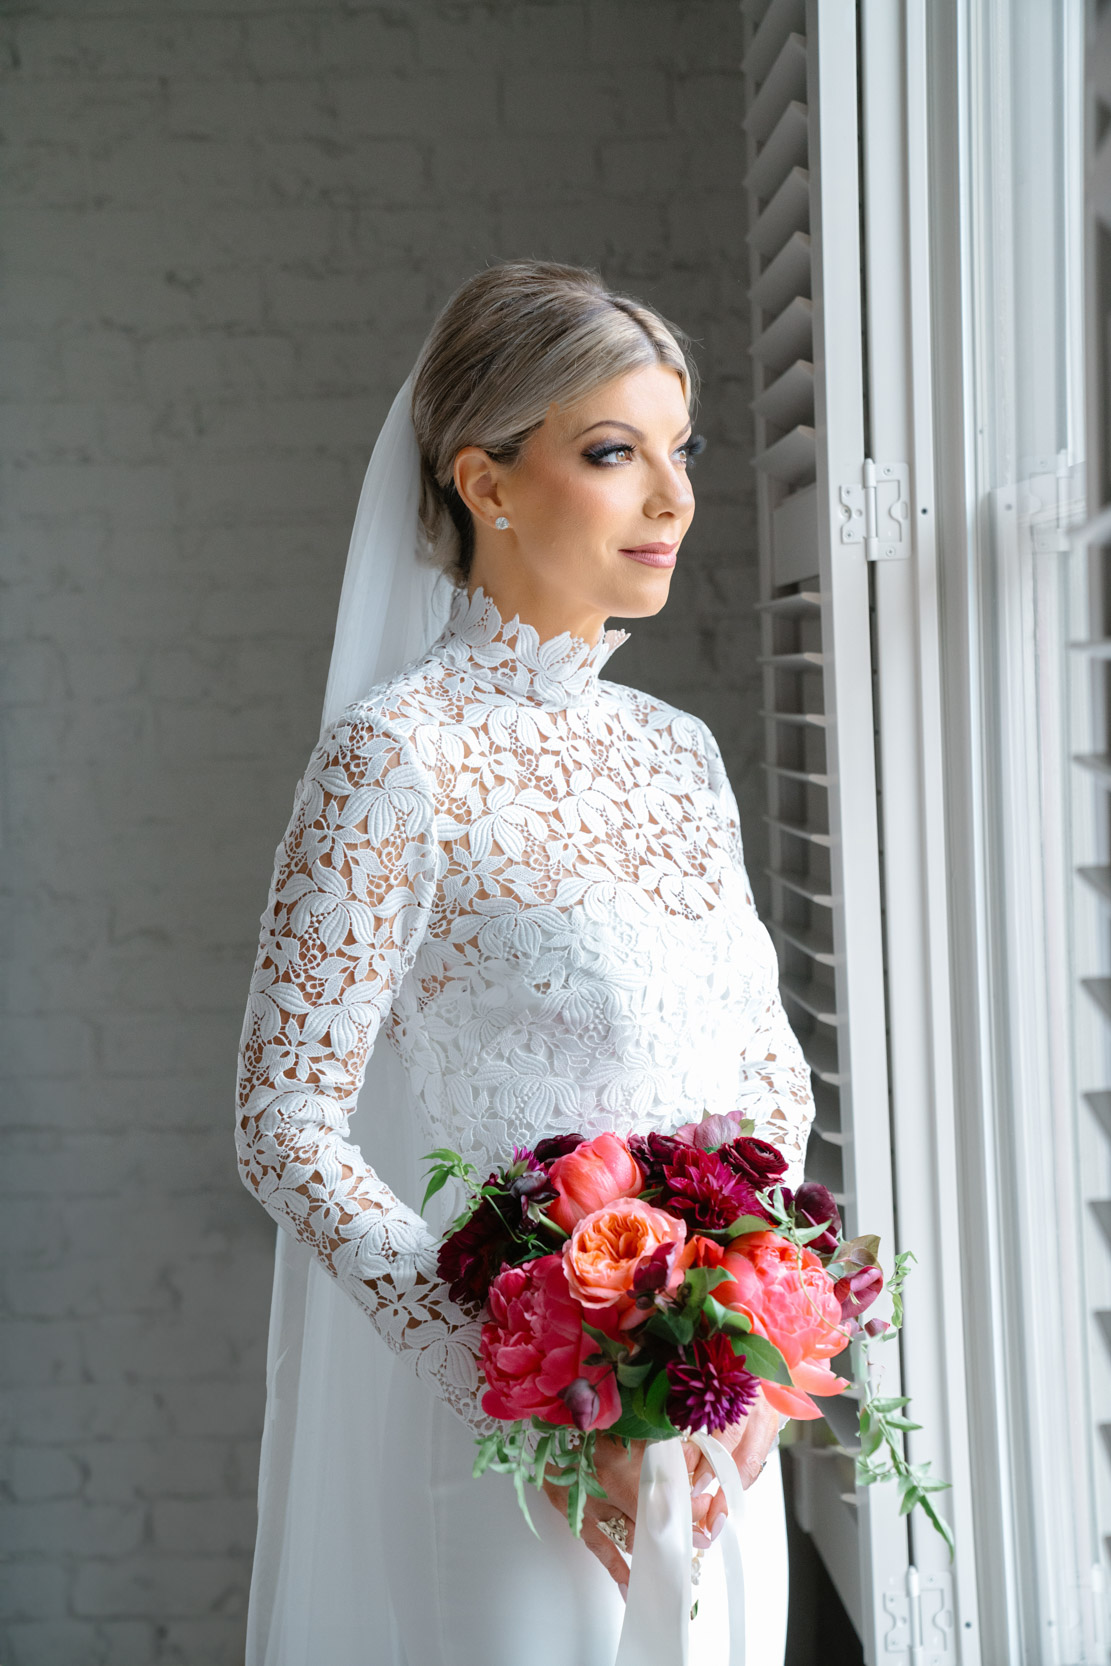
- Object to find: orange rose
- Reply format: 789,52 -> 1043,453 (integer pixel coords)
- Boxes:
548,1133 -> 644,1234
563,1197 -> 686,1309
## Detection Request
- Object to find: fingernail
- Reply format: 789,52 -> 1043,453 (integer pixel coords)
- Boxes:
709,1516 -> 725,1544
692,1528 -> 711,1549
692,1474 -> 715,1497
618,1582 -> 628,1603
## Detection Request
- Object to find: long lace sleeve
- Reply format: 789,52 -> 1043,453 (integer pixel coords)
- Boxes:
696,717 -> 816,1185
234,702 -> 485,1427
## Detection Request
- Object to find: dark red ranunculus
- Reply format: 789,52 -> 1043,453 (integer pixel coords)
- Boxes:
666,1333 -> 760,1433
626,1132 -> 686,1187
659,1145 -> 773,1233
437,1192 -> 516,1308
534,1133 -> 586,1165
719,1135 -> 789,1190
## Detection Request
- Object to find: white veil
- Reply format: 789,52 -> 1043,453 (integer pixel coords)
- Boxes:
245,372 -> 455,1666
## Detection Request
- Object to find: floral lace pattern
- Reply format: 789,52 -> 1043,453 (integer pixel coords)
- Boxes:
235,585 -> 815,1428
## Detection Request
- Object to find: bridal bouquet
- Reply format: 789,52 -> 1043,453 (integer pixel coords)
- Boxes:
424,1110 -> 952,1553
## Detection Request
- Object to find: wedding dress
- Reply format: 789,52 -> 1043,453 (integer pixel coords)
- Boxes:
235,579 -> 815,1665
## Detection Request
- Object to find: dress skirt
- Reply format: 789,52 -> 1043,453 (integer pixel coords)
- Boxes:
379,1356 -> 789,1666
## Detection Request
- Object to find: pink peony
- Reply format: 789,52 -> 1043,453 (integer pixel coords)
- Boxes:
547,1133 -> 644,1233
479,1255 -> 621,1429
715,1230 -> 851,1419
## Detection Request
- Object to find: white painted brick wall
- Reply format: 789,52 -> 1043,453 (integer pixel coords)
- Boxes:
0,3 -> 760,1660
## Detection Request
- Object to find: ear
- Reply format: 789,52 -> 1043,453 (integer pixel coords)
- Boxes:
453,447 -> 506,530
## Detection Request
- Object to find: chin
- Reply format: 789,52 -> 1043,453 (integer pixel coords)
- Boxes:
606,568 -> 675,621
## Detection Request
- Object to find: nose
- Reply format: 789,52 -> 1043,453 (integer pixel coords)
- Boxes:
645,455 -> 695,520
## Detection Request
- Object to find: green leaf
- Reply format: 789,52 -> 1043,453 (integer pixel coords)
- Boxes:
861,1423 -> 884,1458
645,1308 -> 696,1349
791,1219 -> 837,1246
703,1296 -> 752,1336
644,1367 -> 678,1431
680,1266 -> 732,1306
734,1332 -> 792,1386
581,1322 -> 627,1362
616,1359 -> 654,1388
608,1408 -> 667,1441
420,1169 -> 451,1210
839,1234 -> 881,1268
869,1396 -> 911,1414
723,1213 -> 776,1240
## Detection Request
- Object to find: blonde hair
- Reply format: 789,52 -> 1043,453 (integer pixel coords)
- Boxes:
410,261 -> 699,586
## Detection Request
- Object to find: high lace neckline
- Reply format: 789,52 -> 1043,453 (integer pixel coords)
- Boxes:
434,583 -> 631,708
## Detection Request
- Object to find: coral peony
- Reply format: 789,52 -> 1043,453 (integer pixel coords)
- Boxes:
479,1255 -> 621,1429
563,1197 -> 686,1310
547,1132 -> 644,1233
715,1230 -> 851,1419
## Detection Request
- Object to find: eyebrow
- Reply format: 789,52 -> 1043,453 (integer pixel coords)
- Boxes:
574,419 -> 693,443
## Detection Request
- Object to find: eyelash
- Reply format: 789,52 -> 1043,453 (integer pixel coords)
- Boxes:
582,434 -> 707,469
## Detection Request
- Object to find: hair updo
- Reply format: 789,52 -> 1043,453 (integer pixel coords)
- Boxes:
410,261 -> 698,587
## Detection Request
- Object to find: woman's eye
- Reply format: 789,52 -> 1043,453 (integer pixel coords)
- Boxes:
676,434 -> 707,467
583,443 -> 635,466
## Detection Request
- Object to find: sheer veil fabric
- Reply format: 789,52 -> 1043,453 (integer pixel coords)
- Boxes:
244,373 -> 455,1665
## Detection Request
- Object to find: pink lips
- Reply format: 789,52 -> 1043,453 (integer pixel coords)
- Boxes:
619,542 -> 678,568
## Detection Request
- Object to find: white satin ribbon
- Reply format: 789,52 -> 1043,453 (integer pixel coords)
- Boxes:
613,1433 -> 746,1666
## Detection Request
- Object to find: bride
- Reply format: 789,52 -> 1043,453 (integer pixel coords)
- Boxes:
235,261 -> 815,1666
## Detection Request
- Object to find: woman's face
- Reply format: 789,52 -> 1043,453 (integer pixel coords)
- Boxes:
456,360 -> 699,643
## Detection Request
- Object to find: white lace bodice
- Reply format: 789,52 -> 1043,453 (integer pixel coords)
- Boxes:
235,585 -> 815,1427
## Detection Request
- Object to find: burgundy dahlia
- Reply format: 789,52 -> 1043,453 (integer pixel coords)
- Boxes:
719,1135 -> 788,1190
659,1144 -> 772,1233
436,1192 -> 516,1308
666,1334 -> 761,1434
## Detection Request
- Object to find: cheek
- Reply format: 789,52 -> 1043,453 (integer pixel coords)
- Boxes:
523,462 -> 635,543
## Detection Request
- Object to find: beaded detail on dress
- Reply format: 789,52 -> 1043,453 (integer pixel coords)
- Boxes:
235,584 -> 815,1428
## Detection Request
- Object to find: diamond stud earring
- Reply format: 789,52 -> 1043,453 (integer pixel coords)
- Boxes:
495,516 -> 509,530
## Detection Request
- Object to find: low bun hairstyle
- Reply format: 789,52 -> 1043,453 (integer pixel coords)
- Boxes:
410,261 -> 698,587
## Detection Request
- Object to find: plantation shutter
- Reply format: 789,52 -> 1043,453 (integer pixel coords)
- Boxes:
742,0 -> 911,1653
1075,0 -> 1111,1624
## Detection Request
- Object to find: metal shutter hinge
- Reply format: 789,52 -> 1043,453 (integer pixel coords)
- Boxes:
839,459 -> 911,560
882,1565 -> 955,1661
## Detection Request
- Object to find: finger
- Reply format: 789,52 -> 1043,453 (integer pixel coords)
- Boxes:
705,1486 -> 730,1536
594,1453 -> 641,1520
580,1518 -> 632,1594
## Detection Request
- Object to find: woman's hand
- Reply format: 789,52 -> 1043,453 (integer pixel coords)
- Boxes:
543,1433 -> 722,1594
542,1434 -> 646,1594
686,1391 -> 783,1546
